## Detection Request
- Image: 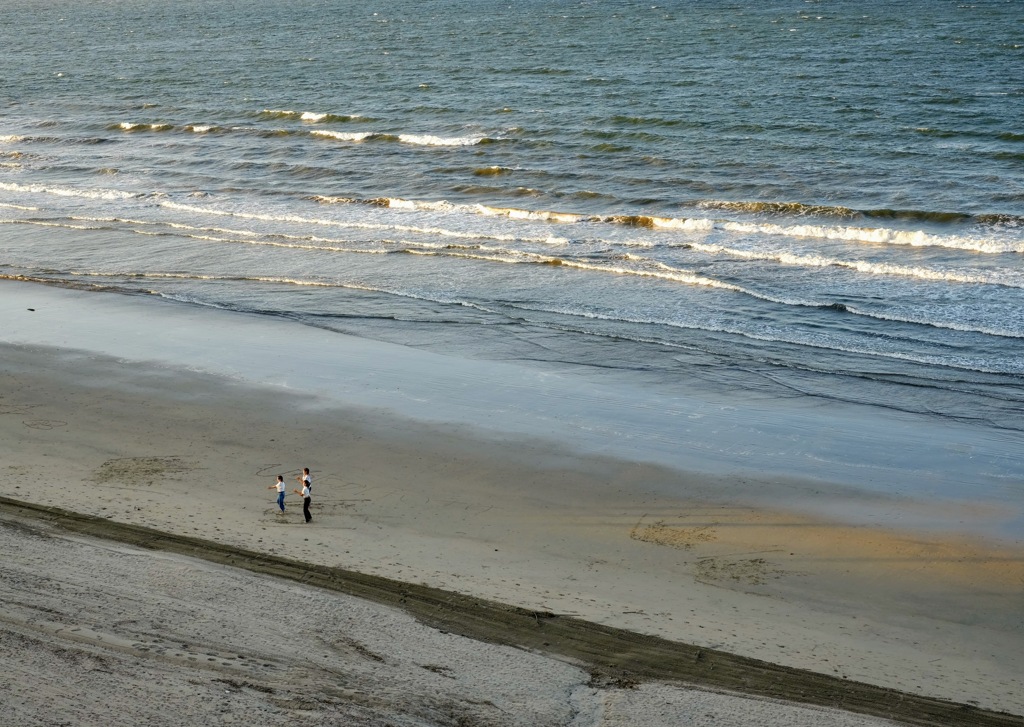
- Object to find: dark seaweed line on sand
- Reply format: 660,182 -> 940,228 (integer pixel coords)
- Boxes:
0,497 -> 1016,727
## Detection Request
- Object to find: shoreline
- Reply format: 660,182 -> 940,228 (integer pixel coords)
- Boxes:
3,279 -> 1021,541
1,280 -> 1023,716
1,497 -> 1017,727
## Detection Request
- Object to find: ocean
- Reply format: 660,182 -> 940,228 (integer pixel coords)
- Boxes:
2,1 -> 1022,526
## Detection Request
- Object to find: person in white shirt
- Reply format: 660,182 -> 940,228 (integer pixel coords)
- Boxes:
293,481 -> 312,523
267,475 -> 286,513
297,467 -> 312,492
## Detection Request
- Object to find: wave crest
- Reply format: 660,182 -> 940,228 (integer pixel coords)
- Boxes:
113,122 -> 174,132
260,109 -> 364,123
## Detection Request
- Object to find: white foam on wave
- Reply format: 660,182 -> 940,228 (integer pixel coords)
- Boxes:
397,133 -> 483,147
161,200 -> 349,227
155,220 -> 403,252
300,194 -> 1024,263
385,197 -> 1000,259
720,220 -> 1021,254
117,122 -> 174,132
309,195 -> 357,205
0,135 -> 26,143
684,242 -> 1024,289
370,197 -> 1019,254
379,199 -> 571,243
386,198 -> 455,212
414,244 -> 1024,339
1,219 -> 109,231
68,199 -> 1019,339
563,258 -> 745,292
311,130 -> 375,142
312,195 -> 577,237
111,271 -> 345,288
0,202 -> 38,211
476,204 -> 588,224
33,211 -> 1024,340
68,215 -> 386,254
408,245 -> 746,294
263,109 -> 363,122
650,216 -> 716,232
310,130 -> 484,146
317,195 -> 710,237
0,181 -> 141,201
159,200 -> 557,244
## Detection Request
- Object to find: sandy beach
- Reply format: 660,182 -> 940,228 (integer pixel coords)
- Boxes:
2,505 -> 922,727
2,281 -> 1023,725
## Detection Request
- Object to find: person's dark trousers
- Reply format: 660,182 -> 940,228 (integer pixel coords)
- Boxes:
303,497 -> 312,523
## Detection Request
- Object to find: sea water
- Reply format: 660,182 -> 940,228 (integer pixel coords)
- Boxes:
1,1 -> 1022,530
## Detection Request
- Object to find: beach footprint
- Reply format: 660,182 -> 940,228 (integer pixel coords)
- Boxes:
0,403 -> 35,416
630,517 -> 717,550
693,557 -> 785,587
91,456 -> 193,486
22,419 -> 68,430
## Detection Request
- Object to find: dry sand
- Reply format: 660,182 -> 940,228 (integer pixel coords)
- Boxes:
2,509 -> 910,727
1,283 -> 1023,725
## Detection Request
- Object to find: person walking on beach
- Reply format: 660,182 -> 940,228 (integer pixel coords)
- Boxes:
268,475 -> 286,514
297,467 -> 312,492
293,479 -> 312,523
